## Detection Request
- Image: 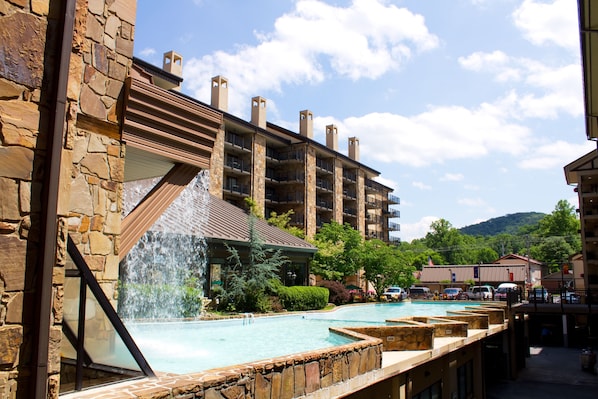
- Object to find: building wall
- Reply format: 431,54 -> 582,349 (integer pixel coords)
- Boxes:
0,0 -> 135,396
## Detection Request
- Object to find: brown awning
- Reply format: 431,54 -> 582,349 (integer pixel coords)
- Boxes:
122,77 -> 222,170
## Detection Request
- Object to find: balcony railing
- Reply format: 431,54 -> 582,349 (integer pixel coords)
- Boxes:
316,158 -> 334,173
316,178 -> 333,191
266,147 -> 280,161
343,170 -> 357,182
316,198 -> 333,210
225,132 -> 251,151
224,183 -> 250,195
279,150 -> 305,162
343,207 -> 357,216
343,189 -> 357,199
388,222 -> 400,231
388,194 -> 400,204
384,208 -> 400,218
276,170 -> 305,182
224,157 -> 251,173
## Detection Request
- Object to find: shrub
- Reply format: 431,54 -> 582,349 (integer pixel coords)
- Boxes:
278,286 -> 329,311
319,280 -> 350,305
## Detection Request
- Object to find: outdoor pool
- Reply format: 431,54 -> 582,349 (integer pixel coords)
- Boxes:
125,301 -> 478,374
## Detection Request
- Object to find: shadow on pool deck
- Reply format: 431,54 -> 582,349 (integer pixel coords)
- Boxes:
487,346 -> 598,399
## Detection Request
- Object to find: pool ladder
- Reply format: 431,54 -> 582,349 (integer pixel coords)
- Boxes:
243,312 -> 254,325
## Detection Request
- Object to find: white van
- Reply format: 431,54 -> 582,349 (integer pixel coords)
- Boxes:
468,285 -> 494,300
495,283 -> 518,301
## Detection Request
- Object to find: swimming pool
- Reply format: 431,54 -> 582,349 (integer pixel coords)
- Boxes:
125,302 -> 477,374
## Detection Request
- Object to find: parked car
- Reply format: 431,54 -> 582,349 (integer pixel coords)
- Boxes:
528,287 -> 550,303
409,286 -> 432,299
495,282 -> 519,301
382,286 -> 408,301
442,287 -> 466,300
468,285 -> 495,300
553,291 -> 581,304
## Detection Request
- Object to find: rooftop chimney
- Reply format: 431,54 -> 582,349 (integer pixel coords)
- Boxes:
326,125 -> 338,151
211,76 -> 229,111
163,51 -> 183,91
251,96 -> 267,129
348,137 -> 359,161
299,110 -> 313,139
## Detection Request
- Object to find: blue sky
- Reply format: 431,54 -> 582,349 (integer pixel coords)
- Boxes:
133,0 -> 595,241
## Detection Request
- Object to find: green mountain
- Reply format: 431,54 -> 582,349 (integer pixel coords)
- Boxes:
458,212 -> 546,237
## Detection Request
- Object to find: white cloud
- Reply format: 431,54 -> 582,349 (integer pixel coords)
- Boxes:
512,0 -> 579,52
139,47 -> 156,57
182,0 -> 439,116
412,181 -> 432,190
459,53 -> 583,119
518,140 -> 596,170
344,104 -> 531,167
440,173 -> 464,182
400,216 -> 439,242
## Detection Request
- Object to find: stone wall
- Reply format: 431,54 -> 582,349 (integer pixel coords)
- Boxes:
0,0 -> 136,397
346,325 -> 434,351
1,1 -> 58,397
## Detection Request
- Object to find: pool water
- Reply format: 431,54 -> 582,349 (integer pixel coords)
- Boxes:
126,302 -> 477,374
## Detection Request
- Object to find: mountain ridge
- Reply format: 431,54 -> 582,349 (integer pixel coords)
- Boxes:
458,212 -> 546,236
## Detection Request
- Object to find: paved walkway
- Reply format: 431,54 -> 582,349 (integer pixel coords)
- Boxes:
487,346 -> 598,399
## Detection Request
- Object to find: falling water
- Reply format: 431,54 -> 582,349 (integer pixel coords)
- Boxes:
118,171 -> 210,320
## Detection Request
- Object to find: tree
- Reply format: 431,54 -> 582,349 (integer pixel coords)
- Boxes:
537,200 -> 581,252
530,236 -> 574,274
221,215 -> 289,312
310,222 -> 363,281
424,219 -> 469,264
267,210 -> 305,238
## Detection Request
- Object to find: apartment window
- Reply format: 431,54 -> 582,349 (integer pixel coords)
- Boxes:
412,380 -> 441,399
457,360 -> 474,399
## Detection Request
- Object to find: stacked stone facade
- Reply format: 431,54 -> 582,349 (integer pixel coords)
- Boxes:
0,0 -> 135,397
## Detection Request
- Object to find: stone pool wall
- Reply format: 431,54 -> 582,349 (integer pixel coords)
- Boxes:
345,325 -> 435,351
62,331 -> 383,399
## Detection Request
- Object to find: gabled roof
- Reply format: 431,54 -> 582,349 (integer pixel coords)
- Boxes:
564,149 -> 598,185
202,194 -> 317,253
125,178 -> 317,253
494,254 -> 544,266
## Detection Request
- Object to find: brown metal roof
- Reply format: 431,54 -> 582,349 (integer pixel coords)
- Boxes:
202,195 -> 317,252
124,177 -> 316,253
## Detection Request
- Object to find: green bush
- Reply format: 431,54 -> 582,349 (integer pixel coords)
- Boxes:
278,286 -> 329,311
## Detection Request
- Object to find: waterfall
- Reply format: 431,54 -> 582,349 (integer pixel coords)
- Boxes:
118,171 -> 210,320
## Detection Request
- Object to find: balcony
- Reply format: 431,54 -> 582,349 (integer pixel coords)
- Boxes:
224,182 -> 249,196
279,150 -> 305,162
266,147 -> 281,161
366,214 -> 382,224
388,194 -> 400,204
388,222 -> 400,231
225,132 -> 251,151
278,192 -> 304,204
276,170 -> 305,183
384,208 -> 400,218
365,178 -> 383,193
316,178 -> 333,191
343,207 -> 357,216
343,189 -> 357,200
316,158 -> 334,173
366,198 -> 381,209
342,170 -> 357,182
224,156 -> 251,173
316,198 -> 333,210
